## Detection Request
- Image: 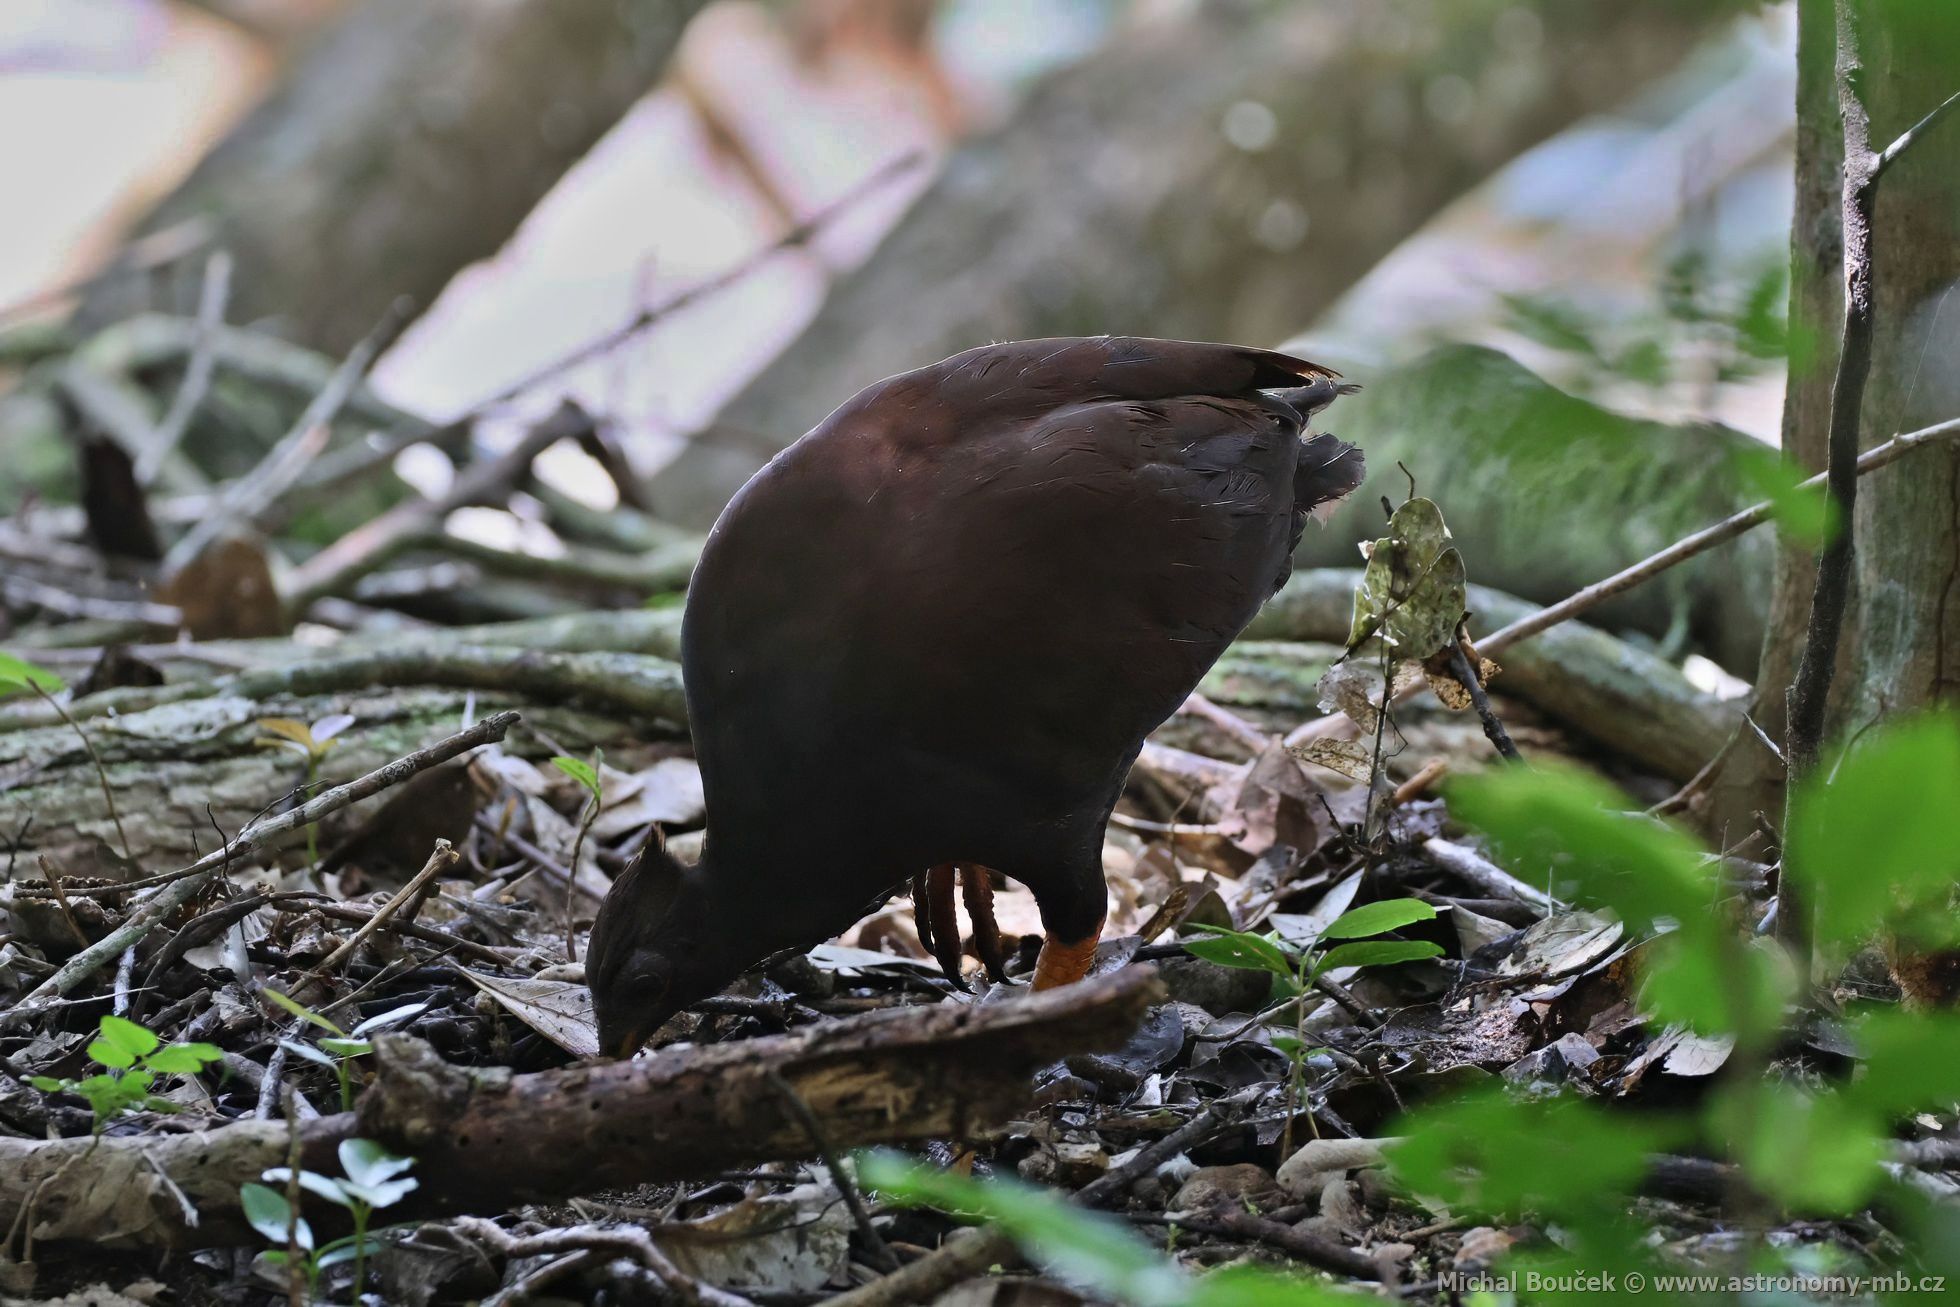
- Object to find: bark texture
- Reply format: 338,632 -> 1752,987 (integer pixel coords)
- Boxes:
79,0 -> 709,353
647,0 -> 1748,526
1715,0 -> 1960,835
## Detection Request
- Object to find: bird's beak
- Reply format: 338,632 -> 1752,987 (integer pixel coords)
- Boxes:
610,1028 -> 651,1061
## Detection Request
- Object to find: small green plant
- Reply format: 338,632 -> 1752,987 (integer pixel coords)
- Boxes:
242,1138 -> 418,1303
264,988 -> 425,1111
257,713 -> 355,868
1184,898 -> 1439,1152
1383,715 -> 1960,1295
0,650 -> 63,696
29,1014 -> 223,1133
861,1153 -> 1354,1306
551,750 -> 603,960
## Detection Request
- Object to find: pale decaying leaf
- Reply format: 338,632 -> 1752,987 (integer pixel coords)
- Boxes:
1424,652 -> 1502,712
1270,869 -> 1364,948
589,756 -> 706,842
461,971 -> 598,1058
1494,911 -> 1625,979
1287,737 -> 1375,782
1315,659 -> 1426,734
660,1182 -> 852,1293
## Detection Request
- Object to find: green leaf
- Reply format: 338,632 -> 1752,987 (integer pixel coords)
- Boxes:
241,1183 -> 314,1251
1312,939 -> 1443,976
1389,1089 -> 1676,1218
263,987 -> 345,1035
1710,1083 -> 1886,1213
338,1138 -> 416,1190
351,1002 -> 430,1036
93,1015 -> 161,1064
1500,293 -> 1606,360
263,1166 -> 354,1208
1638,933 -> 1793,1041
317,1038 -> 373,1059
1787,714 -> 1960,951
0,651 -> 64,694
1844,1012 -> 1960,1118
143,1042 -> 225,1074
1449,763 -> 1715,939
1732,445 -> 1837,548
1182,926 -> 1296,978
551,755 -> 601,798
278,1039 -> 340,1069
1320,898 -> 1437,941
28,1076 -> 70,1093
862,1153 -> 1193,1307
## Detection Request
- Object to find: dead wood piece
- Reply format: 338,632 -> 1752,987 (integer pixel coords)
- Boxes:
1422,838 -> 1563,915
0,967 -> 1162,1251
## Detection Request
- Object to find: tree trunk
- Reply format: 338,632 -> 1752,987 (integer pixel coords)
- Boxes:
647,0 -> 1749,527
1712,0 -> 1960,838
78,0 -> 709,354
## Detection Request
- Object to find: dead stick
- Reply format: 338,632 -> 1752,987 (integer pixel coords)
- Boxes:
765,1069 -> 900,1274
308,840 -> 461,980
1450,630 -> 1520,762
163,299 -> 409,575
0,712 -> 517,1027
137,250 -> 232,488
285,404 -> 594,611
1479,418 -> 1960,660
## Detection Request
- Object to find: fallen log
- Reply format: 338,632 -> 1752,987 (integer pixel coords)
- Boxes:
0,967 -> 1161,1252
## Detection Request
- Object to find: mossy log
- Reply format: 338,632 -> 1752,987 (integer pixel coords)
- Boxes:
0,651 -> 686,871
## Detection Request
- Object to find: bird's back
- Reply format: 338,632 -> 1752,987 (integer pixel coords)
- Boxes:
682,337 -> 1361,894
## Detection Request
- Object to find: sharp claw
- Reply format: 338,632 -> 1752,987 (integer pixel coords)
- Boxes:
925,864 -> 967,991
961,864 -> 1011,985
911,873 -> 935,956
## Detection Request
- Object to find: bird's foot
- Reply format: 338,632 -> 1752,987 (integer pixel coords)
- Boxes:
912,863 -> 1012,991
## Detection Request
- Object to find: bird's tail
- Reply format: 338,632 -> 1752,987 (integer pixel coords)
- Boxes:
1296,431 -> 1366,523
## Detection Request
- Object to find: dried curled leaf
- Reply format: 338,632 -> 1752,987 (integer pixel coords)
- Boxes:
1315,659 -> 1425,734
1422,649 -> 1503,711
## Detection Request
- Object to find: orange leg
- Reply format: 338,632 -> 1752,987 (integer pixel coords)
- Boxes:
923,863 -> 967,990
960,864 -> 1010,984
1031,916 -> 1105,991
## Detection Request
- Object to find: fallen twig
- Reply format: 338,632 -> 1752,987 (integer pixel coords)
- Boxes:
450,1216 -> 754,1307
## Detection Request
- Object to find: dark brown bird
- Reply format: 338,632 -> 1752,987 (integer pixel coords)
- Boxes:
588,336 -> 1363,1057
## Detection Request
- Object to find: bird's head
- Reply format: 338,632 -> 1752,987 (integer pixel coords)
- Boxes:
586,838 -> 748,1059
